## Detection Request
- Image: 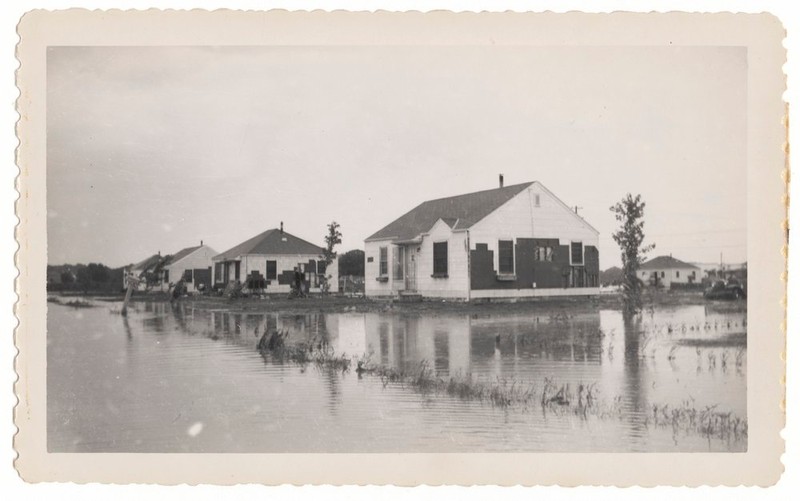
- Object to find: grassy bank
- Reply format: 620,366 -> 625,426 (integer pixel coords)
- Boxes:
116,289 -> 742,316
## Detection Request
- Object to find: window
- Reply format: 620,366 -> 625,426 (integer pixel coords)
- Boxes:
214,263 -> 223,283
183,269 -> 193,283
661,271 -> 665,278
498,240 -> 514,274
534,246 -> 553,262
534,194 -> 541,207
164,270 -> 170,283
379,247 -> 388,276
318,261 -> 327,274
433,241 -> 448,276
676,271 -> 680,278
570,242 -> 584,265
266,260 -> 277,280
234,262 -> 240,280
393,246 -> 404,280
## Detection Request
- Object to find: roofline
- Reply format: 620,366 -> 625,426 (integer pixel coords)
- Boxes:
534,182 -> 600,235
165,246 -> 205,267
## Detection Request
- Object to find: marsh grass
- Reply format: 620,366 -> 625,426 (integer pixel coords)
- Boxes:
645,401 -> 748,442
257,329 -> 352,373
48,296 -> 94,308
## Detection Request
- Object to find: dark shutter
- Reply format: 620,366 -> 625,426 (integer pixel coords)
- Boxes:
433,241 -> 448,275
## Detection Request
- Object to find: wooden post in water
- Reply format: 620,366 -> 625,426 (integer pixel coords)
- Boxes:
121,273 -> 139,317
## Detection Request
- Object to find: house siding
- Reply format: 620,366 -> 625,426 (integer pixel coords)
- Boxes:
213,253 -> 339,293
164,246 -> 217,292
467,184 -> 599,296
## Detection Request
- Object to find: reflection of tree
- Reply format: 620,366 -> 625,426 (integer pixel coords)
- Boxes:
623,313 -> 647,449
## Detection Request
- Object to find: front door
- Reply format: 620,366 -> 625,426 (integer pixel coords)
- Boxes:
405,247 -> 417,292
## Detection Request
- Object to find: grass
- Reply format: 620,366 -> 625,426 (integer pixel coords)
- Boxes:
257,329 -> 352,372
677,332 -> 747,348
645,401 -> 748,443
47,296 -> 94,308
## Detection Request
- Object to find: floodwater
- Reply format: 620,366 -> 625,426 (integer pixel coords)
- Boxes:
47,299 -> 747,453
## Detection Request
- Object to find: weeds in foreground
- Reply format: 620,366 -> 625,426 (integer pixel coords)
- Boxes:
253,331 -> 747,444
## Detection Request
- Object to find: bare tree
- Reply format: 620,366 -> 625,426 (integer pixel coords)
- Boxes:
610,194 -> 655,316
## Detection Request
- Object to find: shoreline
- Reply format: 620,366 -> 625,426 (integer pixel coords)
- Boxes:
54,289 -> 746,315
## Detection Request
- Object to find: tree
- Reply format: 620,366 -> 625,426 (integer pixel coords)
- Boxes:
610,194 -> 655,316
338,249 -> 365,277
322,221 -> 342,266
320,222 -> 342,294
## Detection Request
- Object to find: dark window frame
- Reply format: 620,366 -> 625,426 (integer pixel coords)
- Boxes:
570,241 -> 584,265
432,241 -> 449,277
266,260 -> 277,280
379,247 -> 389,277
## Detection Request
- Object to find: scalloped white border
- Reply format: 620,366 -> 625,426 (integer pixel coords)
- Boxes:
10,5 -> 785,485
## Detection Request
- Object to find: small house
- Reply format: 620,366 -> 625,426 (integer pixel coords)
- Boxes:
212,224 -> 339,294
364,179 -> 600,300
123,253 -> 165,291
639,255 -> 701,289
162,242 -> 218,293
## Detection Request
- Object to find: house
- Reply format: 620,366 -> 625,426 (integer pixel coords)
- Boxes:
123,253 -> 166,290
212,224 -> 339,294
639,255 -> 701,288
162,242 -> 218,293
364,179 -> 600,300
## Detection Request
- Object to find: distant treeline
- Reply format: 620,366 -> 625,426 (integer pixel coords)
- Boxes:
48,249 -> 367,294
47,263 -> 125,293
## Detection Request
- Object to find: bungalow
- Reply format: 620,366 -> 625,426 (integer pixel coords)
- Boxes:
123,253 -> 165,291
364,179 -> 600,300
162,242 -> 218,293
639,255 -> 701,288
212,224 -> 339,294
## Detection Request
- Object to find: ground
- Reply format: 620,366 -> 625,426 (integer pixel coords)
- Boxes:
94,289 -> 748,316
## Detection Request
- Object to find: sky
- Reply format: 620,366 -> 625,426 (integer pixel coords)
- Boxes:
47,45 -> 747,269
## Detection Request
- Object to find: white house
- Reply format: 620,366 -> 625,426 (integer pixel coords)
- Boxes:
162,242 -> 218,293
123,253 -> 165,291
364,179 -> 600,300
212,225 -> 339,294
639,255 -> 701,288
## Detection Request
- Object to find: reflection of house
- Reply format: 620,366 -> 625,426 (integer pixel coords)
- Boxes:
364,179 -> 600,300
639,255 -> 701,288
212,224 -> 339,294
163,242 -> 218,293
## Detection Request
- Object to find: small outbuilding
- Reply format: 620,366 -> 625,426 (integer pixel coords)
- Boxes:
364,179 -> 600,300
212,225 -> 339,294
639,255 -> 701,289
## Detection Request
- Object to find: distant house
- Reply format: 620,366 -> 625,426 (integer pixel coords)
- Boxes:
364,179 -> 600,300
123,253 -> 165,290
212,225 -> 339,294
639,255 -> 701,288
162,242 -> 218,293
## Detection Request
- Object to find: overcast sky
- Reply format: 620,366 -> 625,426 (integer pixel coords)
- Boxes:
47,46 -> 747,269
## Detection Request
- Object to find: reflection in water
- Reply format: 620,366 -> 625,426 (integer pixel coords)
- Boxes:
48,301 -> 747,453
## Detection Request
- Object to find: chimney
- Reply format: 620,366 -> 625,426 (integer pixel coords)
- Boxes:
499,174 -> 504,188
280,221 -> 284,234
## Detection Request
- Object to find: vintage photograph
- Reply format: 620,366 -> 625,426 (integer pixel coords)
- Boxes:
44,43 -> 749,454
14,10 -> 786,485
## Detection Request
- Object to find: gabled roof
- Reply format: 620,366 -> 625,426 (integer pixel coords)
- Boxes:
214,229 -> 324,261
131,254 -> 162,272
366,182 -> 534,242
166,245 -> 202,265
640,255 -> 700,270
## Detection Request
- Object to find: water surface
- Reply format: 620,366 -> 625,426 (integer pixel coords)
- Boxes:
47,300 -> 747,452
